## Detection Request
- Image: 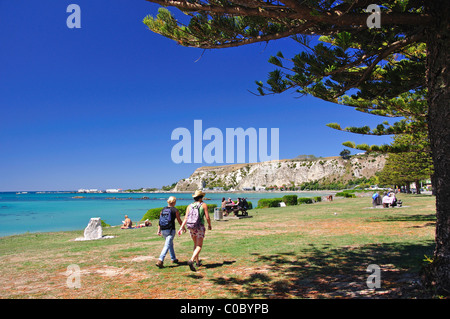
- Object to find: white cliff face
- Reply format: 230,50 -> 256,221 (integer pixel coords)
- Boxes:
173,154 -> 386,191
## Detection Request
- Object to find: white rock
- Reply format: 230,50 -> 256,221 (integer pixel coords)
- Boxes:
75,217 -> 114,241
84,217 -> 102,240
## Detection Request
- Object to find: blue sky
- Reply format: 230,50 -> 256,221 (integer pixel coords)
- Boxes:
0,1 -> 394,191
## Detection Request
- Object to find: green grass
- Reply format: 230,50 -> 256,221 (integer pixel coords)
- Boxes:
0,193 -> 437,298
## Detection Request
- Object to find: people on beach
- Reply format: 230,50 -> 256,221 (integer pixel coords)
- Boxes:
382,192 -> 390,208
121,215 -> 133,229
135,219 -> 152,228
156,196 -> 184,268
221,197 -> 227,211
389,192 -> 397,207
178,190 -> 212,271
121,217 -> 151,229
237,198 -> 249,210
381,192 -> 398,208
372,192 -> 379,208
221,197 -> 230,216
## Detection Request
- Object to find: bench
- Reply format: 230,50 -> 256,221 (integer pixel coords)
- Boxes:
224,198 -> 250,217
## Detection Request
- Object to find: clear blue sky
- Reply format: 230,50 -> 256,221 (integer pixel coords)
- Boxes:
0,1 -> 393,191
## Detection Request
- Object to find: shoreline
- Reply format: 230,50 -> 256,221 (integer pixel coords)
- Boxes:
0,191 -> 432,239
124,190 -> 340,194
5,190 -> 397,239
1,190 -> 340,195
0,190 -> 339,239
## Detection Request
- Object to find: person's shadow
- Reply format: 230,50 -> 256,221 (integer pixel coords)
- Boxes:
204,260 -> 236,269
174,260 -> 236,272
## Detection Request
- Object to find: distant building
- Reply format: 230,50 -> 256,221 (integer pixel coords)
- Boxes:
77,189 -> 100,193
106,189 -> 121,193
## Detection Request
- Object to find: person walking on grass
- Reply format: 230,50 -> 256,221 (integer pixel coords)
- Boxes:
156,196 -> 184,268
178,190 -> 212,271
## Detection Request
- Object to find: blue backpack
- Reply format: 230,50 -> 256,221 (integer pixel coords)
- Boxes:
159,207 -> 173,229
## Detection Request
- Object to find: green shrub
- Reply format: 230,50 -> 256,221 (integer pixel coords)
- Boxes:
298,197 -> 313,204
174,205 -> 190,216
271,198 -> 283,207
141,204 -> 217,221
257,198 -> 283,208
336,192 -> 356,198
101,220 -> 111,227
142,207 -> 164,220
313,196 -> 322,202
282,195 -> 298,206
256,199 -> 270,208
210,204 -> 219,210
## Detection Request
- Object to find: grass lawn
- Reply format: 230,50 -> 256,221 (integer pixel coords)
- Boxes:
0,193 -> 437,299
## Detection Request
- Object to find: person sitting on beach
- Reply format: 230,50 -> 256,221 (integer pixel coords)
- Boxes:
389,192 -> 397,207
382,193 -> 391,208
221,197 -> 227,211
121,215 -> 133,229
372,192 -> 379,208
135,219 -> 152,228
225,197 -> 236,215
221,197 -> 229,216
239,198 -> 249,210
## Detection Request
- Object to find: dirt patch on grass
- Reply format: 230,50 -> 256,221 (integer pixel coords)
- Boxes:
129,255 -> 155,262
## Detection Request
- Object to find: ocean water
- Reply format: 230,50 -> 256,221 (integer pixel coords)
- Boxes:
0,191 -> 328,237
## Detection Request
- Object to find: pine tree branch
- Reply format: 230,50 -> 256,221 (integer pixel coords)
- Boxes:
145,0 -> 432,27
332,30 -> 425,99
174,21 -> 318,49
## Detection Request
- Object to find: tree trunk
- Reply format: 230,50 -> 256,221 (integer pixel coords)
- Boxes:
423,1 -> 450,295
415,179 -> 421,195
431,173 -> 436,196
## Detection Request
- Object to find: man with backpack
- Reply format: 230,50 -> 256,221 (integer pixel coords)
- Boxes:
178,190 -> 212,271
156,196 -> 184,268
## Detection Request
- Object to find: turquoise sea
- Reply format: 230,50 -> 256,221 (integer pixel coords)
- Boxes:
0,191 -> 330,237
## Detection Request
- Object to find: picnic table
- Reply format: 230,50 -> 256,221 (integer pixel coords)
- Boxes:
224,203 -> 248,217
